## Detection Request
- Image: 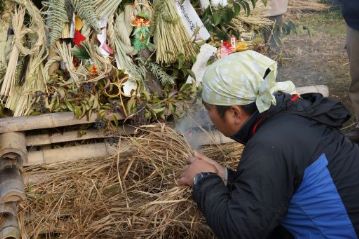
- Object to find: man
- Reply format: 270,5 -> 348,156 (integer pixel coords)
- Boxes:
179,50 -> 359,238
263,0 -> 289,51
342,1 -> 359,142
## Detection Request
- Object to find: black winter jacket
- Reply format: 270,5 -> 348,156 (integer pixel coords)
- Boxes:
341,0 -> 359,30
193,93 -> 359,239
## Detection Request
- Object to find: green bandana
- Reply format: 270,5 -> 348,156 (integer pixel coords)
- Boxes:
201,50 -> 296,113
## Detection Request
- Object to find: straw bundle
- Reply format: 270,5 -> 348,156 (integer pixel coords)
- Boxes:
153,0 -> 197,64
2,0 -> 48,115
19,125 -> 243,238
230,1 -> 273,34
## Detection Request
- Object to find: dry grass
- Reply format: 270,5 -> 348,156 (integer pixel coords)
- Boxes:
288,0 -> 330,14
19,124 -> 243,238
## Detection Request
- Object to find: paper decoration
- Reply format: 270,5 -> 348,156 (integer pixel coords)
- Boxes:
186,44 -> 217,85
122,79 -> 138,97
219,40 -> 234,58
132,15 -> 152,51
62,14 -> 75,39
199,0 -> 210,10
75,16 -> 84,31
211,0 -> 228,7
175,0 -> 210,41
97,28 -> 113,57
73,30 -> 86,46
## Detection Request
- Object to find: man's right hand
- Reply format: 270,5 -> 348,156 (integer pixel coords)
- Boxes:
191,151 -> 227,183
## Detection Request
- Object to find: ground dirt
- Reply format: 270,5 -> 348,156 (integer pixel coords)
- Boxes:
276,7 -> 356,129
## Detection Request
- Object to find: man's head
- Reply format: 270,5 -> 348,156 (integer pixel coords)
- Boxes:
201,50 -> 295,137
203,102 -> 257,137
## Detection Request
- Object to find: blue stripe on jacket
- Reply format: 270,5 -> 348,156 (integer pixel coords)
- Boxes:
281,154 -> 357,238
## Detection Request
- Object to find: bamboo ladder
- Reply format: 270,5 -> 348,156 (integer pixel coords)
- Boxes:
0,112 -> 133,239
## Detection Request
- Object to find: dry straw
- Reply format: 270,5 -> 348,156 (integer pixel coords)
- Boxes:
19,124 -> 243,238
153,0 -> 197,64
288,0 -> 330,13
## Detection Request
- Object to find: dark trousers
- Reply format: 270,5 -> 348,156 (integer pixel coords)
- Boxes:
263,15 -> 284,51
347,26 -> 359,120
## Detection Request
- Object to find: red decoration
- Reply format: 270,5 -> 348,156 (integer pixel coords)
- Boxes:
73,30 -> 86,46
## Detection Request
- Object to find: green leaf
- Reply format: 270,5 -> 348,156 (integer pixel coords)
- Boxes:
233,2 -> 241,15
74,106 -> 82,118
72,46 -> 91,60
241,1 -> 251,16
212,13 -> 222,26
250,0 -> 257,9
186,69 -> 196,79
223,8 -> 235,23
152,107 -> 165,114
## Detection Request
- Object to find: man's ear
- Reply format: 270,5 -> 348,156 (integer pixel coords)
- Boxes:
230,105 -> 243,120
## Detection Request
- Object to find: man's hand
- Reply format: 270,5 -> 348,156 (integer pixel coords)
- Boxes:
193,151 -> 227,181
178,157 -> 217,186
178,151 -> 226,186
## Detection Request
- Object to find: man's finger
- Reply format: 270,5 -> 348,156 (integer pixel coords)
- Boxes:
194,151 -> 211,161
194,151 -> 205,160
178,177 -> 190,186
187,156 -> 196,163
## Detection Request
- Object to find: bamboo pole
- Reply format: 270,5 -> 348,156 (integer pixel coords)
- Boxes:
26,142 -> 122,166
296,85 -> 329,97
0,112 -> 123,134
26,127 -> 135,147
0,214 -> 20,239
0,167 -> 25,203
0,132 -> 27,168
0,202 -> 17,217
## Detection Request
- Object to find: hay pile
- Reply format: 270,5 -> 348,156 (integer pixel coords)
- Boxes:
19,125 -> 243,238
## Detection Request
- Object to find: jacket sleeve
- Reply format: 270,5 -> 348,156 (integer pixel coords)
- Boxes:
192,142 -> 299,239
226,168 -> 237,184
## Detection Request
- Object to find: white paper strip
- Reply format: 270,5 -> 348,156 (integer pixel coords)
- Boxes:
200,0 -> 210,10
175,0 -> 211,41
211,0 -> 228,7
187,44 -> 217,85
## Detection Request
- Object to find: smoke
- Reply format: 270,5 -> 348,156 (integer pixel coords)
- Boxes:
175,103 -> 215,150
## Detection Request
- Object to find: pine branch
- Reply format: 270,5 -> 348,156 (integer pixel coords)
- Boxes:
147,62 -> 175,86
72,0 -> 100,32
95,0 -> 122,20
46,0 -> 69,46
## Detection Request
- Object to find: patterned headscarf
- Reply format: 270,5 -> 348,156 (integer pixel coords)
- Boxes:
201,50 -> 296,113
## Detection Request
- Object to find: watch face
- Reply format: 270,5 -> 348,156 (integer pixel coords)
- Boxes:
193,172 -> 214,186
193,173 -> 202,186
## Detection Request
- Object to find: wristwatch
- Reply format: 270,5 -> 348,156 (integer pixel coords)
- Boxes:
193,172 -> 216,187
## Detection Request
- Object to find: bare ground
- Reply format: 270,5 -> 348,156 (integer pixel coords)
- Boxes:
276,9 -> 356,128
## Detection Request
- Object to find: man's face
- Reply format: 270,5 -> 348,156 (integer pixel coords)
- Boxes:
204,103 -> 250,137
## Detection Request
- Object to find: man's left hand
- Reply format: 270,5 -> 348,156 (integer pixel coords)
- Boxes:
178,157 -> 218,186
